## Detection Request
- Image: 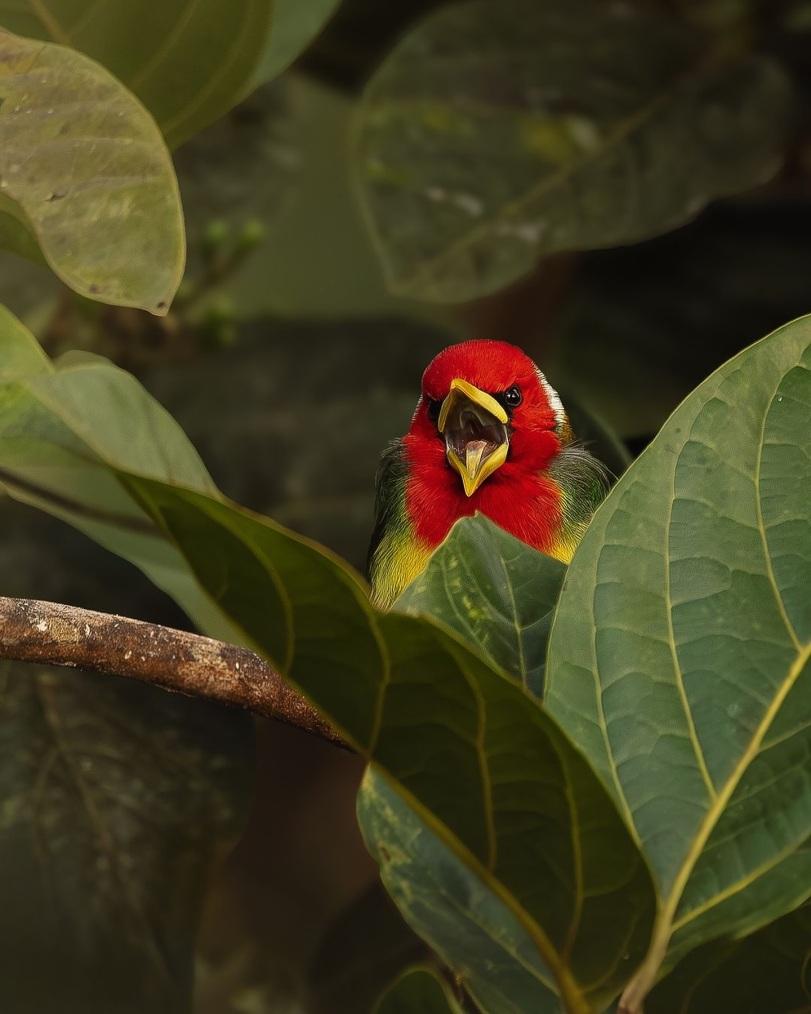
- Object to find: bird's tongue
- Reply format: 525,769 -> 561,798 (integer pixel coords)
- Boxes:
464,439 -> 489,476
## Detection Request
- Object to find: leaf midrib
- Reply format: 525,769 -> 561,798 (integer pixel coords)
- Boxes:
672,834 -> 811,934
630,641 -> 810,995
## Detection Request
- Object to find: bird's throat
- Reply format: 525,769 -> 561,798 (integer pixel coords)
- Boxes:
446,437 -> 509,497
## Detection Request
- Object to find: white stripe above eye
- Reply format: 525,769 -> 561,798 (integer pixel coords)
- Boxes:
535,367 -> 566,431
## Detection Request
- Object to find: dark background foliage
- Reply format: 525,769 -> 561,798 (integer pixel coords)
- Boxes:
0,0 -> 810,1011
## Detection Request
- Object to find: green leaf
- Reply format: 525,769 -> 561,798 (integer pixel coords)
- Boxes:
119,473 -> 656,1012
648,901 -> 811,1014
374,964 -> 463,1014
359,767 -> 561,1013
0,30 -> 184,313
0,662 -> 252,1014
0,309 -> 240,642
396,515 -> 566,696
0,304 -> 49,379
545,317 -> 811,1004
250,0 -> 341,87
0,1 -> 274,147
353,0 -> 790,302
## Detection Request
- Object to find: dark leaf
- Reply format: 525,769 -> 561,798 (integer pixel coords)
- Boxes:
374,965 -> 463,1014
353,0 -> 790,302
648,901 -> 811,1014
309,881 -> 428,1014
0,663 -> 252,1014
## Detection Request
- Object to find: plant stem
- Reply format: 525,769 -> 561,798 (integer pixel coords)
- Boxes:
0,595 -> 344,747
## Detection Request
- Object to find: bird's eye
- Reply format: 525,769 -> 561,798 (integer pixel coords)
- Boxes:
426,397 -> 441,422
503,386 -> 522,408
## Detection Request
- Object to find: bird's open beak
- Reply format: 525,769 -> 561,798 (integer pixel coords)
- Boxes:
437,378 -> 509,497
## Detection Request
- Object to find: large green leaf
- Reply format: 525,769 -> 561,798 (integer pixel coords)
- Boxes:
374,964 -> 463,1014
0,1 -> 274,147
0,30 -> 184,313
358,767 -> 561,1013
647,901 -> 811,1014
545,317 -> 811,1005
0,307 -> 239,641
0,662 -> 252,1014
120,475 -> 656,1012
353,0 -> 790,302
396,515 -> 566,697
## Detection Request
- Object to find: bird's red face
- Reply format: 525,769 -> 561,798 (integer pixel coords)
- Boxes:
408,339 -> 569,498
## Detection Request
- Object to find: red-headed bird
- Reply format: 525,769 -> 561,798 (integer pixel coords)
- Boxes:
368,339 -> 609,609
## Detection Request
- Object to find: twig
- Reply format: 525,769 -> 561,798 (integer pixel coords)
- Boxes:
0,596 -> 344,748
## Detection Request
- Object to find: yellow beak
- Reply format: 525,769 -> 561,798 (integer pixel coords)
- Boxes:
437,378 -> 509,497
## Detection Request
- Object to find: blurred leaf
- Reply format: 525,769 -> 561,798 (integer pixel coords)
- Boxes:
0,30 -> 184,313
545,317 -> 811,1002
219,74 -> 443,323
374,964 -> 463,1014
547,200 -> 811,437
397,515 -> 566,696
564,395 -> 632,476
0,308 -> 241,642
648,901 -> 811,1013
119,476 -> 657,1012
783,0 -> 811,32
250,0 -> 341,87
0,662 -> 252,1014
353,0 -> 790,302
0,0 -> 273,147
175,81 -> 298,256
310,882 -> 428,1014
669,0 -> 757,31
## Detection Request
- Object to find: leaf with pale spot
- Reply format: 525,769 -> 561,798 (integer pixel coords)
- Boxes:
353,0 -> 790,302
0,30 -> 184,313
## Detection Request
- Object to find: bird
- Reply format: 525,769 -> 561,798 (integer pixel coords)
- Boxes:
367,339 -> 609,610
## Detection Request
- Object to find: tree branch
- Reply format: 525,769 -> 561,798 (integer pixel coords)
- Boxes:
0,596 -> 344,747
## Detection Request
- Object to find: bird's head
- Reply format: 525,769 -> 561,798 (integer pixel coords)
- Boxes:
408,339 -> 570,497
